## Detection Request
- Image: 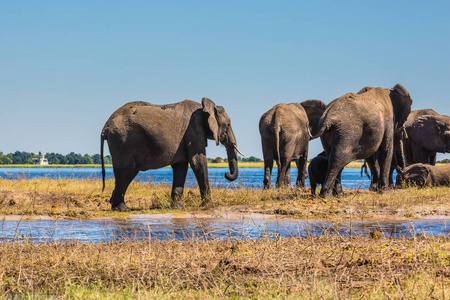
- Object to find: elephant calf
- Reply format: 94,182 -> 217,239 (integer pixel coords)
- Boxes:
101,98 -> 242,211
308,152 -> 328,196
396,163 -> 450,188
308,151 -> 342,196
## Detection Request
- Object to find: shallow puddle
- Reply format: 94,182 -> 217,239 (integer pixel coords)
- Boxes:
1,214 -> 448,243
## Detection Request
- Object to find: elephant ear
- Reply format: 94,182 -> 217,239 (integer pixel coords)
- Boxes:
393,83 -> 410,97
202,97 -> 220,146
300,99 -> 327,138
357,86 -> 375,94
390,83 -> 413,128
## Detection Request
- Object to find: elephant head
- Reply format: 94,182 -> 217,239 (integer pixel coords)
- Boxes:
300,99 -> 327,137
202,97 -> 242,181
411,115 -> 450,153
396,164 -> 430,188
389,84 -> 413,128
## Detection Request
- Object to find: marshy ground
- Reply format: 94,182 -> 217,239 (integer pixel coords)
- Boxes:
0,178 -> 449,220
1,178 -> 449,298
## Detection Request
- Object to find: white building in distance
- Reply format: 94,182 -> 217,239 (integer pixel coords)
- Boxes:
33,155 -> 49,165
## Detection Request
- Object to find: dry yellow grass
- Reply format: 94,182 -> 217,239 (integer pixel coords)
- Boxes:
1,178 -> 449,220
0,235 -> 449,298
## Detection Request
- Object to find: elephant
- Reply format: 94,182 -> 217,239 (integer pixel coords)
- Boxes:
369,110 -> 450,189
395,163 -> 450,188
101,98 -> 243,211
259,99 -> 327,189
313,84 -> 413,198
308,151 -> 330,196
404,112 -> 450,165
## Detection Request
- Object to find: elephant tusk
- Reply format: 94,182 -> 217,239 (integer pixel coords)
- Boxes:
234,144 -> 245,156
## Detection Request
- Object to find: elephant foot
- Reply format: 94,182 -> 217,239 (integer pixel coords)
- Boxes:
201,200 -> 217,209
111,202 -> 131,212
171,201 -> 185,210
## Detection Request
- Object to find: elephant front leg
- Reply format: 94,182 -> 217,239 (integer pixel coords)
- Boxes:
189,153 -> 212,206
171,162 -> 189,208
377,139 -> 394,192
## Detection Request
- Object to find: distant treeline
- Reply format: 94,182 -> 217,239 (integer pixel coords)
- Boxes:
0,151 -> 262,165
208,156 -> 262,163
0,151 -> 112,165
3,151 -> 446,165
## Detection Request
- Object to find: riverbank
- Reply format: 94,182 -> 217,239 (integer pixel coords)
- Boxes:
2,179 -> 450,299
1,235 -> 449,298
1,178 -> 449,221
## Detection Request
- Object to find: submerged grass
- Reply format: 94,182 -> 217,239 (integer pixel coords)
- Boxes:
0,235 -> 449,299
0,178 -> 449,220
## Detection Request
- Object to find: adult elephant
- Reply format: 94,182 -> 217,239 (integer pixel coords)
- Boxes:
370,109 -> 450,189
313,84 -> 413,198
101,98 -> 243,211
259,99 -> 326,189
404,111 -> 450,165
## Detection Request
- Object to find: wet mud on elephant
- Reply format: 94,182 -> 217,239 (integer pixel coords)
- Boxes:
259,100 -> 326,189
101,98 -> 243,211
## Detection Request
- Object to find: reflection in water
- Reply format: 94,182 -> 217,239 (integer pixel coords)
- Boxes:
0,216 -> 448,244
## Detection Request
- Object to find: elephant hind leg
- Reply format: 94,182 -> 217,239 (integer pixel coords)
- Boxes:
276,157 -> 291,188
263,159 -> 274,189
319,148 -> 350,198
111,167 -> 139,211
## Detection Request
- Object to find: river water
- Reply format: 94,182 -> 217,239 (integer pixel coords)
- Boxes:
0,167 -> 377,190
1,215 -> 448,244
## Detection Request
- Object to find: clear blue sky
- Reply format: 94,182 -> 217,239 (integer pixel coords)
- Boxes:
1,0 -> 449,160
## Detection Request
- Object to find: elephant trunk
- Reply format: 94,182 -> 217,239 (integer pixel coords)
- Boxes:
396,127 -> 407,170
224,128 -> 239,182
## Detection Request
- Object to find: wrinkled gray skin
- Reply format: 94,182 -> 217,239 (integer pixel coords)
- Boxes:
259,100 -> 326,189
396,163 -> 450,188
313,84 -> 413,198
308,151 -> 334,196
405,112 -> 450,165
101,98 -> 239,211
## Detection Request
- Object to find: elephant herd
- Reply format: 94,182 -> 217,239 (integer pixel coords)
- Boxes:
101,84 -> 450,211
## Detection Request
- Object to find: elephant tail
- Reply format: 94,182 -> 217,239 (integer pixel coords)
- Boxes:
274,117 -> 281,168
310,117 -> 329,139
275,126 -> 281,167
101,132 -> 106,192
361,161 -> 370,179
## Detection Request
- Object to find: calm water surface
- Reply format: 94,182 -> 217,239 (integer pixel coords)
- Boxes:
0,216 -> 448,244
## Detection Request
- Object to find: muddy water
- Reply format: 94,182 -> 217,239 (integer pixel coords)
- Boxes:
1,214 -> 448,244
